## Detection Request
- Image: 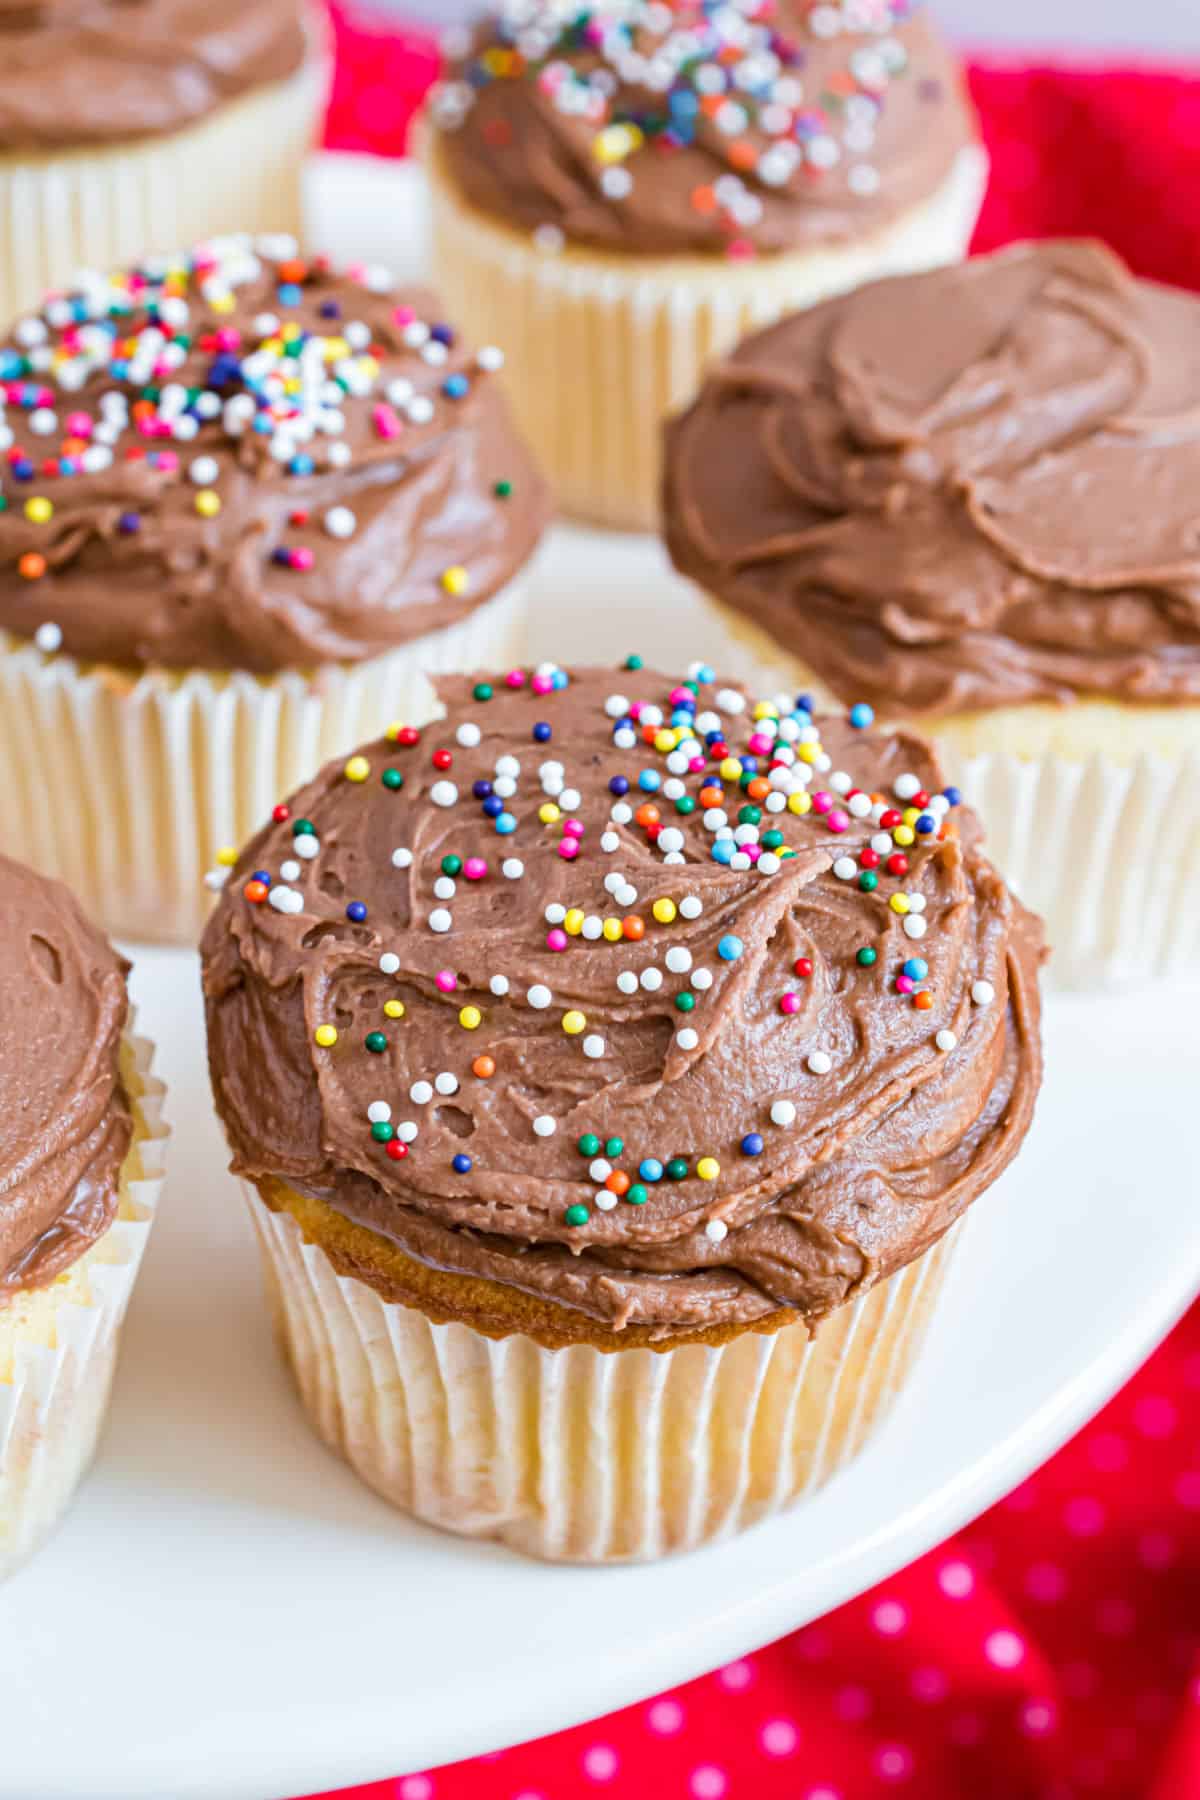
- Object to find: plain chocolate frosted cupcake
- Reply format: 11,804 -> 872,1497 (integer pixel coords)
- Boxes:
663,240 -> 1200,985
424,1 -> 987,531
0,855 -> 167,1578
202,658 -> 1043,1561
0,1 -> 327,320
0,238 -> 551,942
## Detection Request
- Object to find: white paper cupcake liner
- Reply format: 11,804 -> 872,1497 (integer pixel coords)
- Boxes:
426,141 -> 988,532
0,55 -> 326,323
0,1027 -> 168,1581
246,1185 -> 959,1564
0,577 -> 528,945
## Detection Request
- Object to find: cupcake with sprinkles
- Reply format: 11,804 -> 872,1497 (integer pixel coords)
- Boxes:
1,854 -> 168,1578
664,241 -> 1200,985
0,1 -> 327,323
0,237 -> 551,943
424,1 -> 986,531
202,657 -> 1044,1563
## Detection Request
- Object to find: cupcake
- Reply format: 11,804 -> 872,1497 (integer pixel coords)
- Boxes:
1,855 -> 167,1579
663,240 -> 1200,986
0,239 -> 551,944
0,1 -> 327,322
202,660 -> 1043,1563
424,1 -> 987,533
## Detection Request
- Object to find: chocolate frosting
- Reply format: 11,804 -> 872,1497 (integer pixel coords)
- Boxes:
202,663 -> 1044,1339
0,855 -> 131,1299
432,2 -> 975,259
0,245 -> 550,673
0,1 -> 310,153
664,239 -> 1200,713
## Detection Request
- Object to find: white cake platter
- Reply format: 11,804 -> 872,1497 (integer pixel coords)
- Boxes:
0,156 -> 1197,1800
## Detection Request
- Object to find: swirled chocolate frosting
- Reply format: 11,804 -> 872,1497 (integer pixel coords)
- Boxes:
0,243 -> 550,673
431,2 -> 976,259
0,1 -> 310,152
0,855 -> 131,1299
202,663 -> 1044,1340
664,239 -> 1200,713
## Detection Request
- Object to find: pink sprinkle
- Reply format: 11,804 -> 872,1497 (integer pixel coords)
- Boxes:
435,970 -> 457,993
688,755 -> 707,774
215,327 -> 241,351
65,412 -> 92,439
669,687 -> 692,707
463,858 -> 488,881
154,449 -> 178,471
744,842 -> 762,862
811,791 -> 833,814
826,809 -> 850,833
563,819 -> 584,839
727,238 -> 756,261
290,546 -> 315,571
373,403 -> 402,440
896,975 -> 916,995
531,673 -> 554,695
393,305 -> 416,327
748,733 -> 773,755
779,992 -> 801,1015
505,669 -> 526,689
546,929 -> 568,952
557,840 -> 579,861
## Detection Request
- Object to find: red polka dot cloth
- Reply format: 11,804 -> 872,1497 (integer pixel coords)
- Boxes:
313,14 -> 1200,1800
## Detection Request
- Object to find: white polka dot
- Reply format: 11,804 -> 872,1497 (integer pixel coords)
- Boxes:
1064,1495 -> 1107,1536
760,1718 -> 800,1756
689,1767 -> 727,1800
834,1684 -> 872,1722
872,1598 -> 907,1636
938,1559 -> 975,1599
805,1790 -> 842,1800
1176,1471 -> 1200,1510
910,1666 -> 948,1702
1088,1431 -> 1129,1473
397,1779 -> 433,1800
1020,1699 -> 1057,1737
716,1659 -> 754,1691
984,1628 -> 1026,1670
1025,1561 -> 1068,1603
1134,1395 -> 1178,1438
646,1698 -> 684,1735
582,1745 -> 619,1782
874,1743 -> 913,1781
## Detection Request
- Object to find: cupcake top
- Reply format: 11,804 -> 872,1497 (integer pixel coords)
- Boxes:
0,1 -> 310,153
431,1 -> 976,260
663,239 -> 1200,714
202,660 -> 1043,1347
0,239 -> 551,673
0,854 -> 131,1299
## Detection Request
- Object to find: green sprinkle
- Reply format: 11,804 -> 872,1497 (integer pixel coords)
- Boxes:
577,1133 -> 601,1158
674,991 -> 696,1013
762,829 -> 784,850
493,479 -> 513,499
858,871 -> 879,893
0,497 -> 7,512
626,1184 -> 648,1206
856,946 -> 878,967
441,854 -> 463,876
292,818 -> 316,837
370,1121 -> 395,1142
674,794 -> 697,815
381,768 -> 404,791
666,1157 -> 689,1181
564,1203 -> 590,1228
738,804 -> 762,826
473,682 -> 494,702
364,1031 -> 388,1054
623,654 -> 644,671
604,1137 -> 623,1158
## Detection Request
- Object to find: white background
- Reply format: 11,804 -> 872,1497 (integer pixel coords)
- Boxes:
391,0 -> 1197,54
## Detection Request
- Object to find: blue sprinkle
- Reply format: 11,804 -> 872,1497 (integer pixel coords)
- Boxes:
637,770 -> 661,792
943,786 -> 962,808
277,282 -> 302,306
903,958 -> 928,982
849,702 -> 874,730
431,323 -> 456,346
11,458 -> 33,481
473,779 -> 493,799
795,693 -> 814,714
346,900 -> 368,923
695,663 -> 715,684
704,729 -> 724,746
551,669 -> 569,690
251,869 -> 272,888
271,546 -> 292,565
442,373 -> 470,400
741,1133 -> 764,1157
717,935 -> 744,962
711,841 -> 734,865
495,812 -> 517,834
289,453 -> 315,477
482,795 -> 504,818
608,775 -> 629,797
452,1153 -> 473,1174
532,721 -> 552,743
118,511 -> 141,535
915,814 -> 936,834
639,1158 -> 664,1183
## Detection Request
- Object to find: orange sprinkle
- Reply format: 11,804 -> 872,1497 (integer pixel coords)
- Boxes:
728,140 -> 757,172
622,915 -> 645,941
18,552 -> 45,580
746,777 -> 771,802
699,784 -> 724,808
605,1171 -> 631,1196
641,722 -> 659,745
277,258 -> 308,283
472,1054 -> 496,1079
691,185 -> 718,215
913,991 -> 935,1012
243,879 -> 269,904
634,804 -> 660,829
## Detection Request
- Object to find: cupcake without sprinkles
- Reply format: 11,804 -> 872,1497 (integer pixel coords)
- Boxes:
202,660 -> 1044,1563
663,240 -> 1200,986
425,0 -> 987,532
0,239 -> 551,943
0,1 -> 327,322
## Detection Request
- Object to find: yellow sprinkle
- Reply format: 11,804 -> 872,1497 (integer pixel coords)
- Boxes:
564,908 -> 585,936
787,791 -> 812,816
440,565 -> 471,596
890,894 -> 910,915
654,729 -> 677,754
893,824 -> 916,847
902,807 -> 921,827
194,489 -> 221,517
281,321 -> 302,341
652,898 -> 677,925
538,802 -> 562,824
459,1005 -> 482,1031
696,1157 -> 720,1181
593,121 -> 643,164
322,336 -> 350,362
752,701 -> 779,720
719,757 -> 742,782
210,294 -> 235,314
384,1000 -> 406,1020
215,845 -> 238,867
24,496 -> 53,523
344,755 -> 370,782
314,1024 -> 338,1048
384,721 -> 405,741
562,1009 -> 587,1036
602,918 -> 623,942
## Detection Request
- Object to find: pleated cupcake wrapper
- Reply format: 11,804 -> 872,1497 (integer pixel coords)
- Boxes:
0,578 -> 528,945
246,1184 -> 959,1564
0,1027 -> 168,1581
426,142 -> 987,533
0,55 -> 326,323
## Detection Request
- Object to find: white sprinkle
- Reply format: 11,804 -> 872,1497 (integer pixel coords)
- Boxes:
380,953 -> 401,975
848,793 -> 873,818
267,886 -> 303,914
758,854 -> 782,876
455,721 -> 482,747
430,781 -> 458,808
533,1115 -> 557,1137
972,980 -> 996,1006
429,908 -> 453,933
716,687 -> 746,714
397,1120 -> 419,1143
490,974 -> 510,996
410,1081 -> 433,1105
908,893 -> 927,914
534,223 -> 565,254
324,505 -> 357,539
807,1050 -> 832,1075
679,895 -> 703,920
527,984 -> 552,1009
559,787 -> 581,812
502,859 -> 525,879
582,1035 -> 606,1059
903,915 -> 928,940
657,828 -> 684,853
691,968 -> 713,991
613,728 -> 636,750
705,1219 -> 728,1244
894,773 -> 921,801
476,344 -> 505,371
604,693 -> 630,718
936,1029 -> 958,1053
589,1158 -> 611,1182
617,970 -> 639,995
391,846 -> 413,869
582,916 -> 603,940
665,947 -> 692,974
189,454 -> 219,485
871,833 -> 894,855
545,903 -> 567,925
833,857 -> 857,881
280,860 -> 301,881
434,877 -> 456,901
615,883 -> 638,908
676,1027 -> 699,1051
294,835 -> 320,860
594,1189 -> 618,1212
603,873 -> 625,896
770,1100 -> 796,1127
640,967 -> 663,991
434,1071 -> 459,1096
33,621 -> 62,653
495,754 -> 521,778
830,771 -> 853,795
368,1101 -> 392,1124
611,802 -> 633,825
